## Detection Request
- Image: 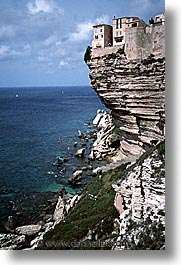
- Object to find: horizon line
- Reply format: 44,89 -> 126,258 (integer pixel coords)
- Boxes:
0,85 -> 91,89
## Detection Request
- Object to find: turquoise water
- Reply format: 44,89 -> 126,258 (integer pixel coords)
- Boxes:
0,86 -> 105,231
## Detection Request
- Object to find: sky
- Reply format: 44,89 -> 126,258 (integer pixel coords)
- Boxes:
0,0 -> 165,87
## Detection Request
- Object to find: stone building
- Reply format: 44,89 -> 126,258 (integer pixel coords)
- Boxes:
112,16 -> 146,46
91,13 -> 165,60
92,24 -> 112,49
125,13 -> 165,60
153,13 -> 165,25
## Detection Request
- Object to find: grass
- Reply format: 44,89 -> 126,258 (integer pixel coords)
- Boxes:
40,163 -> 127,250
39,140 -> 165,250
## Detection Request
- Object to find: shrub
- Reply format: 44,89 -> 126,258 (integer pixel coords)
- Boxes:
84,46 -> 92,63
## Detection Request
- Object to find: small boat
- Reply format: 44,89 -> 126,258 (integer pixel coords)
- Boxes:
15,94 -> 19,98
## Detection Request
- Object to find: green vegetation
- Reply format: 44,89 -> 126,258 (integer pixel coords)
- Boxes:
113,127 -> 121,135
136,140 -> 165,166
40,140 -> 165,250
84,46 -> 92,63
40,163 -> 128,250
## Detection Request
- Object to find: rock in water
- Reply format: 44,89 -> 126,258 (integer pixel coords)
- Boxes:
75,148 -> 85,158
68,170 -> 83,186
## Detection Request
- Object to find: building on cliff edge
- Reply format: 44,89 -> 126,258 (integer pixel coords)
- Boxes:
91,13 -> 165,60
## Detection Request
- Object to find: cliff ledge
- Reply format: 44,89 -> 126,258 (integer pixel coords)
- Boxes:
86,49 -> 165,160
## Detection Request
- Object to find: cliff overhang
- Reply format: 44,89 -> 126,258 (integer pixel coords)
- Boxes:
86,48 -> 165,159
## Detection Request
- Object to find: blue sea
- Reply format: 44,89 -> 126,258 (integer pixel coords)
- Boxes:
0,86 -> 105,232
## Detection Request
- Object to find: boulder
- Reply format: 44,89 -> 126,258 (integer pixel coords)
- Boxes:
78,130 -> 89,142
81,166 -> 88,171
75,148 -> 85,158
53,157 -> 64,166
92,167 -> 102,176
15,224 -> 42,236
4,216 -> 16,233
73,170 -> 83,178
92,109 -> 103,126
73,142 -> 78,147
53,196 -> 67,223
68,170 -> 83,186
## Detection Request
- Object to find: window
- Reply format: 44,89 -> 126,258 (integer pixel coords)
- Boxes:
119,19 -> 122,28
116,32 -> 119,37
100,28 -> 103,32
132,23 -> 137,28
120,31 -> 122,35
95,35 -> 98,39
116,20 -> 118,29
101,35 -> 103,38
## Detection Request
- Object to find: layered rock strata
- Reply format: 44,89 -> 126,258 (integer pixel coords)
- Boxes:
89,109 -> 121,161
112,143 -> 165,249
87,52 -> 165,159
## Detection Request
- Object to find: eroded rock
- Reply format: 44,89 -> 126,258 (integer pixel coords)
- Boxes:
75,148 -> 85,158
112,143 -> 165,250
0,233 -> 26,250
15,224 -> 42,236
87,53 -> 165,159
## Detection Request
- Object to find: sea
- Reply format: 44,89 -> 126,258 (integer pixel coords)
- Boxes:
0,86 -> 105,232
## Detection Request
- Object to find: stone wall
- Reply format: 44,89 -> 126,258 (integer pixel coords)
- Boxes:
92,24 -> 165,61
151,24 -> 165,58
125,24 -> 165,60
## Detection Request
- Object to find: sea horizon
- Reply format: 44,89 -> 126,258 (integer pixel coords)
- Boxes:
0,85 -> 90,89
0,85 -> 105,232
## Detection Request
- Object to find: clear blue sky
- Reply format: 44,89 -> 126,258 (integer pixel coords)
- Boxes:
0,0 -> 165,87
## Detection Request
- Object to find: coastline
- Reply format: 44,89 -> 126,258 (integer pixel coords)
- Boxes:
0,106 -> 165,250
0,109 -> 112,250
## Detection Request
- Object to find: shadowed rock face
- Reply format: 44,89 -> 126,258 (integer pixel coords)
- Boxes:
87,52 -> 165,158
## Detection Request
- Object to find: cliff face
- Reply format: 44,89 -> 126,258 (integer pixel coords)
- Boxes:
87,51 -> 165,159
40,142 -> 165,250
112,142 -> 165,249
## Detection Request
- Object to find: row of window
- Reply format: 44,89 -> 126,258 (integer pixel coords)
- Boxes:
115,18 -> 136,28
95,35 -> 104,39
115,31 -> 122,36
95,31 -> 122,39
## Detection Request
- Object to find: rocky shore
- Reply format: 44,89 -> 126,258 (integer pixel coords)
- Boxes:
0,188 -> 82,250
36,47 -> 165,249
0,40 -> 165,249
0,110 -> 119,250
38,140 -> 165,250
0,105 -> 165,250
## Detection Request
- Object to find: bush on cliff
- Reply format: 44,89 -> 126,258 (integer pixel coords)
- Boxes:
84,46 -> 91,63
